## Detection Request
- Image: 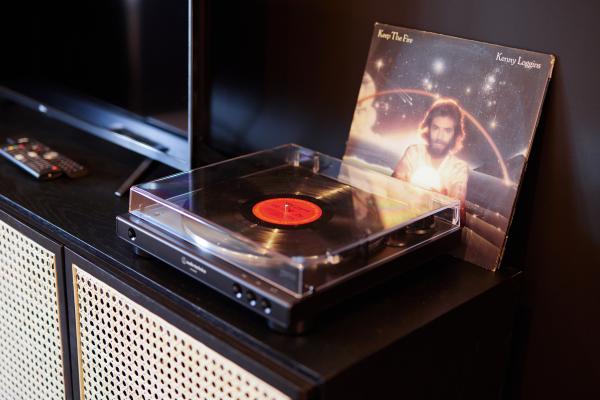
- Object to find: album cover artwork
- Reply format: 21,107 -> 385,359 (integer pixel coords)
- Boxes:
344,23 -> 554,270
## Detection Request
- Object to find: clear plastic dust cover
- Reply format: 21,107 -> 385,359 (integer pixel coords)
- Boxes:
129,144 -> 460,297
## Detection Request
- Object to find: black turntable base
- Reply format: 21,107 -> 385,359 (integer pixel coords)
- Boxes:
118,212 -> 459,333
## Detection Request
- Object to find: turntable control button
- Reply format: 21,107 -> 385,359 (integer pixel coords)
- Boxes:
232,284 -> 243,299
261,299 -> 272,315
246,291 -> 257,307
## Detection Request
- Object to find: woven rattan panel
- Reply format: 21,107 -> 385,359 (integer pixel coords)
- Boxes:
72,265 -> 291,400
0,220 -> 66,399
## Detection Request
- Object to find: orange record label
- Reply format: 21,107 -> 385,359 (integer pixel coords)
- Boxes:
252,197 -> 322,226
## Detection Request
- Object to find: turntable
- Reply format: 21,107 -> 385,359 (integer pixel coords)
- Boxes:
117,144 -> 461,333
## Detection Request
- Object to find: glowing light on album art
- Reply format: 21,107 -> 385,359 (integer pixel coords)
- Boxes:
358,88 -> 513,186
410,166 -> 442,191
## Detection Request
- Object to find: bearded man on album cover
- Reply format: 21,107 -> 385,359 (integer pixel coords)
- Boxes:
393,99 -> 469,204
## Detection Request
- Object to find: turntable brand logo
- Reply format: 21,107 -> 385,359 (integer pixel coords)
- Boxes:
181,256 -> 207,274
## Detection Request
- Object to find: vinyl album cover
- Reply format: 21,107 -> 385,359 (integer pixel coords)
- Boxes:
344,23 -> 554,270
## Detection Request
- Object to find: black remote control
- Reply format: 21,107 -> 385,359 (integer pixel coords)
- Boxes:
1,137 -> 88,179
1,138 -> 63,180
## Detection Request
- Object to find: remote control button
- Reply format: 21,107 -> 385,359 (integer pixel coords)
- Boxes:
43,151 -> 58,160
27,151 -> 38,158
14,154 -> 25,161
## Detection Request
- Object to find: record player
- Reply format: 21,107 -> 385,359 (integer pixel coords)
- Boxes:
117,144 -> 461,333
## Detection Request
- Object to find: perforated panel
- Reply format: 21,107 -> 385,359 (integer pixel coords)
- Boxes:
0,219 -> 66,399
72,265 -> 291,400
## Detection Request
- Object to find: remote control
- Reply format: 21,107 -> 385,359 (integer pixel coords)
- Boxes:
1,137 -> 87,179
1,138 -> 62,180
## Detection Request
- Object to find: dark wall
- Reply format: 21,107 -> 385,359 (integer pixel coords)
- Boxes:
210,1 -> 600,398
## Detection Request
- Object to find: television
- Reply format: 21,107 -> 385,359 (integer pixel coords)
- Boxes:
0,0 -> 209,172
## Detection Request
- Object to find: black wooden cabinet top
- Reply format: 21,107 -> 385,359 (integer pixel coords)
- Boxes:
0,104 -> 520,396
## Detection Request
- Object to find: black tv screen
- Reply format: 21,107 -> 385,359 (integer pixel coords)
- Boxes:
1,0 -> 199,170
